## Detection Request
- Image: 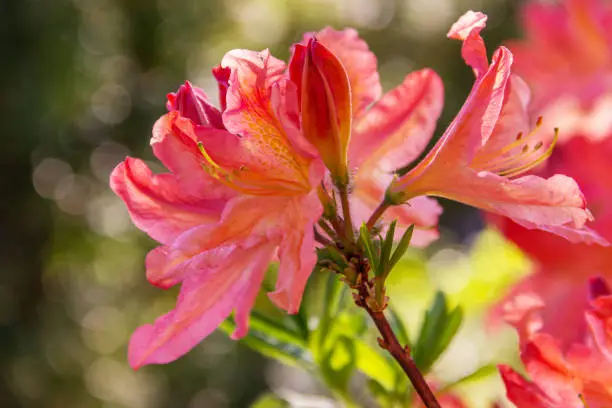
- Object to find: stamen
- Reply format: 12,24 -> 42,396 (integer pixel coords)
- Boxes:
471,118 -> 557,179
471,116 -> 544,167
498,128 -> 558,178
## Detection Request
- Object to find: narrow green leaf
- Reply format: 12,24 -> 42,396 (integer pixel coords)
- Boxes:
387,306 -> 411,350
439,364 -> 498,393
320,273 -> 344,337
219,320 -> 310,369
430,306 -> 464,365
413,291 -> 448,372
249,311 -> 308,348
318,245 -> 347,268
379,220 -> 397,276
359,223 -> 378,272
389,225 -> 414,269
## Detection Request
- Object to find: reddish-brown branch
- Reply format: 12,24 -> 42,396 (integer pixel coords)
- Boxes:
354,268 -> 441,408
365,308 -> 441,408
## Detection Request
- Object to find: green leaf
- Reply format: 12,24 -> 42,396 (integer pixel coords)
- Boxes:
320,335 -> 356,392
388,225 -> 414,270
251,394 -> 290,408
317,245 -> 347,268
219,320 -> 310,369
439,364 -> 498,393
387,305 -> 411,350
430,306 -> 463,366
379,220 -> 397,277
353,338 -> 397,392
249,311 -> 308,348
311,273 -> 345,357
359,223 -> 378,272
412,291 -> 464,373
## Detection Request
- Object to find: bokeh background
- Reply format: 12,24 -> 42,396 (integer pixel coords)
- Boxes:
2,0 -> 530,407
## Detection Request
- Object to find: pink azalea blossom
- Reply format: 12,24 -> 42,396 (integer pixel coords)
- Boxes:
491,134 -> 612,348
508,0 -> 612,141
293,27 -> 445,246
488,0 -> 612,349
387,11 -> 600,244
499,279 -> 612,407
111,49 -> 324,368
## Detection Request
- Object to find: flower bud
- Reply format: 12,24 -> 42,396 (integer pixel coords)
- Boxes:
166,81 -> 224,129
290,38 -> 352,185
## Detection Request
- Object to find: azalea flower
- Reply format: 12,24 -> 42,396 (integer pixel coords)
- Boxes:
499,278 -> 612,407
488,0 -> 612,349
111,49 -> 325,368
508,0 -> 612,141
292,27 -> 445,246
492,136 -> 612,348
386,11 -> 601,244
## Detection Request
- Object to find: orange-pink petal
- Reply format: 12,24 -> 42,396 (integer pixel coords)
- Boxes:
128,243 -> 276,369
268,191 -> 322,313
110,157 -> 224,245
349,69 -> 444,171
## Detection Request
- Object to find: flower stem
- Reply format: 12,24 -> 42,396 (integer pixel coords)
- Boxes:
338,186 -> 354,239
354,270 -> 441,408
366,202 -> 390,231
367,308 -> 440,408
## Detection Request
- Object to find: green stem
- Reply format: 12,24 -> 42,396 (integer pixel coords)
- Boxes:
366,202 -> 390,231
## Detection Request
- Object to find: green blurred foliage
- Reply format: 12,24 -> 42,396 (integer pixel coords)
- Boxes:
0,0 -> 528,406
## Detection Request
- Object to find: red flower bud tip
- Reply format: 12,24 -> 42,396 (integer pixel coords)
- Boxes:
589,276 -> 611,301
291,37 -> 352,185
166,81 -> 224,129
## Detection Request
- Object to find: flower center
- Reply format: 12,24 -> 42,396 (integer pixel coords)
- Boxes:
197,142 -> 311,196
470,117 -> 558,178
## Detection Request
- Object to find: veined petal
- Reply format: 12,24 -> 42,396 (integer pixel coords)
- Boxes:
309,27 -> 382,117
110,158 -> 224,245
128,243 -> 275,369
350,69 -> 444,170
217,49 -> 312,192
268,191 -> 323,313
145,195 -> 286,287
416,170 -> 592,242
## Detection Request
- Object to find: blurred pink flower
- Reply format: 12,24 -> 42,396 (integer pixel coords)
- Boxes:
111,49 -> 325,368
489,0 -> 612,350
499,279 -> 612,407
508,0 -> 612,140
387,11 -> 600,244
492,135 -> 612,348
293,27 -> 445,246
